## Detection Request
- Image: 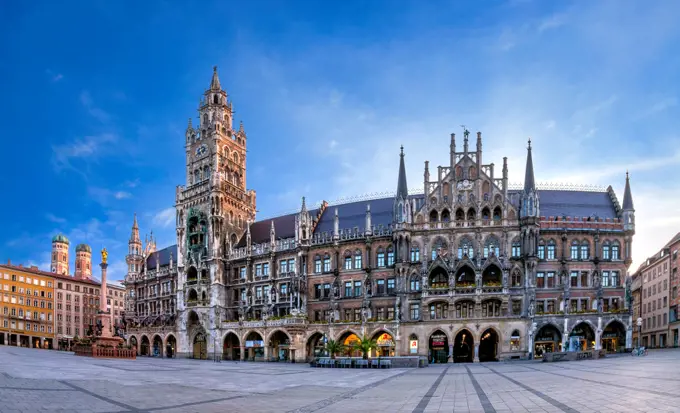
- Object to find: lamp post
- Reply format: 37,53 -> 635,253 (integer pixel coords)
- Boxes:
637,317 -> 642,349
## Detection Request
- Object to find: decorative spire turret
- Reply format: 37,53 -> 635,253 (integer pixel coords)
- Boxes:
365,203 -> 372,236
520,139 -> 539,218
450,133 -> 456,169
394,146 -> 409,224
622,171 -> 635,233
210,65 -> 221,90
333,208 -> 340,240
270,220 -> 276,247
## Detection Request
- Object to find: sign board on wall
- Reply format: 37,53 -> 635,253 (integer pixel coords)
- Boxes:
410,340 -> 418,354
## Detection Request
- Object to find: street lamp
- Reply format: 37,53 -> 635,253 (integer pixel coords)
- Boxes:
637,317 -> 642,349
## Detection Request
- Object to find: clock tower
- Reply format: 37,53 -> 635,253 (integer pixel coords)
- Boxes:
175,66 -> 257,358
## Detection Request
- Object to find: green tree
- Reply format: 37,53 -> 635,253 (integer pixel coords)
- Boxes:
352,335 -> 378,359
324,339 -> 344,359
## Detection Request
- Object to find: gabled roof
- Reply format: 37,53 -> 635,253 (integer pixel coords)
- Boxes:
508,190 -> 618,219
145,245 -> 177,270
315,197 -> 394,235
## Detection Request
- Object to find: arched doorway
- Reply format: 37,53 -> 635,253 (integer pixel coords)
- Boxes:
165,335 -> 176,358
244,331 -> 264,361
429,330 -> 449,364
223,332 -> 240,360
140,336 -> 150,356
373,331 -> 395,357
129,336 -> 138,355
306,332 -> 326,360
454,329 -> 474,363
479,329 -> 499,362
187,266 -> 198,283
268,330 -> 291,361
534,324 -> 562,359
455,265 -> 476,287
602,321 -> 626,353
482,264 -> 501,286
152,335 -> 163,357
429,267 -> 448,290
569,322 -> 595,351
338,331 -> 361,358
193,332 -> 207,359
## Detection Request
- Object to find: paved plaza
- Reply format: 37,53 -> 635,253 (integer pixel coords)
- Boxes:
1,346 -> 679,412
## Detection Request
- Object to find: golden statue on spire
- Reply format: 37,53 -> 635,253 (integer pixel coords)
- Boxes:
101,247 -> 108,264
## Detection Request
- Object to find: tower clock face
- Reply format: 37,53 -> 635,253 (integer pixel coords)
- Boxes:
195,144 -> 207,157
457,179 -> 473,191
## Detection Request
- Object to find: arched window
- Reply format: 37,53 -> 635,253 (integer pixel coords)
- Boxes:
429,268 -> 448,289
431,239 -> 446,260
493,206 -> 502,222
203,114 -> 208,126
466,208 -> 476,222
429,210 -> 438,223
537,239 -> 546,259
547,239 -> 556,259
429,302 -> 448,320
602,241 -> 611,260
481,207 -> 491,222
580,241 -> 590,260
377,247 -> 386,267
455,301 -> 475,318
223,147 -> 229,159
354,249 -> 363,269
323,254 -> 331,272
510,330 -> 520,351
203,165 -> 210,181
455,208 -> 464,222
410,246 -> 420,262
387,246 -> 395,266
511,239 -> 521,257
611,242 -> 620,260
314,255 -> 321,273
482,300 -> 501,317
458,237 -> 474,259
194,170 -> 200,184
570,240 -> 579,260
214,95 -> 219,104
410,275 -> 421,292
441,209 -> 451,222
344,251 -> 352,270
233,152 -> 239,163
484,236 -> 500,258
511,269 -> 522,287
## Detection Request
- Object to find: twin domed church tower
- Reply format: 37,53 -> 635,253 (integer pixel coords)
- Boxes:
50,234 -> 93,280
124,67 -> 636,362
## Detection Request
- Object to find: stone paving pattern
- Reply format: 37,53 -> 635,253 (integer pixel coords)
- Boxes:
1,346 -> 678,412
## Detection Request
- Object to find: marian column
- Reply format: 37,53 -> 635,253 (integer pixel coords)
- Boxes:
98,248 -> 112,338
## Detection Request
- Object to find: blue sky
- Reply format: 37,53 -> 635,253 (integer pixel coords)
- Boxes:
1,0 -> 679,280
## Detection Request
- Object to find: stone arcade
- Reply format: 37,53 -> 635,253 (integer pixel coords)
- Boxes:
124,68 -> 635,362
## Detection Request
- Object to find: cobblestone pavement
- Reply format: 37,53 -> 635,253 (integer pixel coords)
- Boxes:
1,346 -> 679,412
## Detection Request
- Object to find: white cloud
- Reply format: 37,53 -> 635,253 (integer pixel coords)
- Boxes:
634,97 -> 677,120
51,133 -> 117,173
538,14 -> 566,33
114,191 -> 132,200
152,207 -> 175,229
80,90 -> 111,123
45,213 -> 66,223
45,69 -> 63,82
87,186 -> 133,206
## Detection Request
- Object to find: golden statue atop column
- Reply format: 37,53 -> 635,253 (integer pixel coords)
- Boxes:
101,247 -> 108,264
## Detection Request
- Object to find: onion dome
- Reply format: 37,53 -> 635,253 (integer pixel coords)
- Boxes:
52,234 -> 70,244
76,243 -> 92,253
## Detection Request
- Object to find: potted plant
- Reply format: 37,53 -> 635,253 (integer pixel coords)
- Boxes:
352,335 -> 378,360
324,339 -> 344,360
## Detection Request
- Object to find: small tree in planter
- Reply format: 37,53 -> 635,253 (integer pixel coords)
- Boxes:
352,336 -> 378,360
324,339 -> 344,360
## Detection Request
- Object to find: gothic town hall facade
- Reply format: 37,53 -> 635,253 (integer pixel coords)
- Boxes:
123,68 -> 636,362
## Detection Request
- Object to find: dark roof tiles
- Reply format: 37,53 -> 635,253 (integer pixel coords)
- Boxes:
145,245 -> 177,270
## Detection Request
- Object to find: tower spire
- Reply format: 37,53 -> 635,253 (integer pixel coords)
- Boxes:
210,65 -> 221,90
622,171 -> 634,211
396,145 -> 408,199
523,138 -> 536,193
